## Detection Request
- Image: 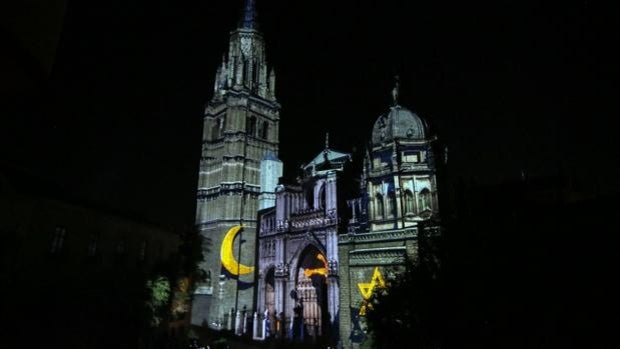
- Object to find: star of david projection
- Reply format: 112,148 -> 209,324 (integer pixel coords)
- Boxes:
357,266 -> 386,315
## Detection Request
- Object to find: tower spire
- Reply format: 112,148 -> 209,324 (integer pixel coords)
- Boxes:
239,0 -> 258,30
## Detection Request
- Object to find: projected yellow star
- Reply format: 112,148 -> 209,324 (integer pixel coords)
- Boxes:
357,266 -> 386,316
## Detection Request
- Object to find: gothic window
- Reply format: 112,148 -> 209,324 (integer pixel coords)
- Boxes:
211,118 -> 222,140
369,198 -> 375,220
252,61 -> 258,86
306,187 -> 314,209
232,56 -> 237,79
404,190 -> 414,214
387,191 -> 397,217
376,193 -> 385,219
418,188 -> 432,211
260,121 -> 269,139
50,226 -> 66,254
247,115 -> 257,136
318,183 -> 326,209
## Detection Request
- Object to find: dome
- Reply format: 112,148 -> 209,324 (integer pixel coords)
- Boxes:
371,105 -> 428,145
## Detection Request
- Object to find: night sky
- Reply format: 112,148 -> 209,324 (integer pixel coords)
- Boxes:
2,0 -> 616,228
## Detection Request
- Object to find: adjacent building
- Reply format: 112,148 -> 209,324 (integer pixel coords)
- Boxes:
338,88 -> 442,348
0,164 -> 180,347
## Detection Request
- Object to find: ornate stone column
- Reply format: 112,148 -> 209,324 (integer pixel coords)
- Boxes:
256,271 -> 265,314
327,256 -> 339,326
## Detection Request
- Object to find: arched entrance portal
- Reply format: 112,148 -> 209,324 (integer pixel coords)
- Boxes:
294,245 -> 328,341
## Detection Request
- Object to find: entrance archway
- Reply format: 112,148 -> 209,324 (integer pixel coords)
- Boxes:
294,245 -> 328,341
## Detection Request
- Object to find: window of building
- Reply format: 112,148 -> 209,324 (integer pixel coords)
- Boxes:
373,157 -> 385,169
402,151 -> 419,163
404,190 -> 414,214
265,240 -> 275,257
418,188 -> 432,211
211,118 -> 222,140
247,115 -> 257,136
387,191 -> 397,217
252,62 -> 258,86
260,121 -> 269,139
376,193 -> 385,219
306,188 -> 314,209
50,226 -> 66,254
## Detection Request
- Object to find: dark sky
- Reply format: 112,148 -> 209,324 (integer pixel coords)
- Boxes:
2,0 -> 616,227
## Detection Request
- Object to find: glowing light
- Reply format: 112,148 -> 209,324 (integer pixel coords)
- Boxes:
220,225 -> 255,275
304,253 -> 328,277
357,267 -> 386,315
177,277 -> 190,293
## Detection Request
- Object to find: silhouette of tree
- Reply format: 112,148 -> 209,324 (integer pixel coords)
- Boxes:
365,231 -> 445,349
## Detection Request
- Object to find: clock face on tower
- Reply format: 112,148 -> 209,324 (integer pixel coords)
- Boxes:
220,225 -> 255,276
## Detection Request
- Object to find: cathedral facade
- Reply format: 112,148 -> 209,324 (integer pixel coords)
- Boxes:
191,2 -> 442,348
255,142 -> 351,344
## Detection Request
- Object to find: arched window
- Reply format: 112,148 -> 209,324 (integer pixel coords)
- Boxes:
247,115 -> 257,136
306,188 -> 314,209
260,121 -> 269,139
211,118 -> 221,140
387,191 -> 397,217
252,61 -> 258,86
376,193 -> 385,219
404,190 -> 414,214
319,184 -> 326,209
418,188 -> 432,211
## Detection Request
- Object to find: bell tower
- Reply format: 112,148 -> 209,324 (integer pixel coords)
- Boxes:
192,0 -> 281,329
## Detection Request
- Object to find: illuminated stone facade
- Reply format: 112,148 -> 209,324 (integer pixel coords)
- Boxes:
190,3 -> 442,347
255,145 -> 350,343
338,88 -> 442,348
191,0 -> 281,329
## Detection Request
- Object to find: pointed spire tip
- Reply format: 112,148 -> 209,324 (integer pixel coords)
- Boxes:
239,0 -> 259,30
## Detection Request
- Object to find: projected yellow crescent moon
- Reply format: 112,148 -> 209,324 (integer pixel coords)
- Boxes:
220,225 -> 255,276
